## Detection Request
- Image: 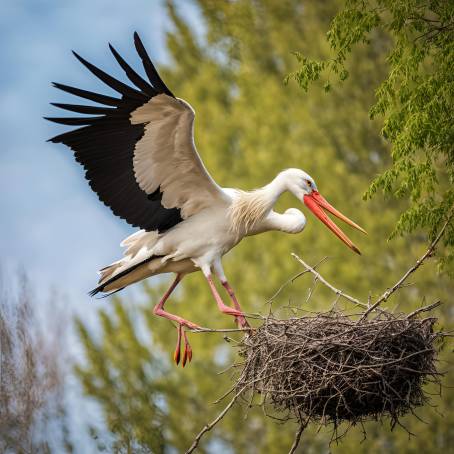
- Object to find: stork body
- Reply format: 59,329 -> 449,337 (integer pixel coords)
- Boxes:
96,172 -> 309,295
47,34 -> 365,366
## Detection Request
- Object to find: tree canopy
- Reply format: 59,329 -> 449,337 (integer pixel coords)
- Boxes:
287,0 -> 454,272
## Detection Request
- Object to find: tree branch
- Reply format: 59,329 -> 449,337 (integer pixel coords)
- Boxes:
185,387 -> 245,454
288,421 -> 307,454
405,300 -> 442,319
291,254 -> 372,311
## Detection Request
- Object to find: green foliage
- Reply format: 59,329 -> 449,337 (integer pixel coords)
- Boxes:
75,1 -> 454,452
288,0 -> 454,272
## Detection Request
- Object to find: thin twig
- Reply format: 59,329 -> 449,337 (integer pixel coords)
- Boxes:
267,271 -> 309,304
167,322 -> 254,334
266,257 -> 329,304
291,254 -> 372,311
185,387 -> 245,454
406,301 -> 442,319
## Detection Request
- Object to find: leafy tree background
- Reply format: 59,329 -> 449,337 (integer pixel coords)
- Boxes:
288,0 -> 454,272
75,1 -> 453,452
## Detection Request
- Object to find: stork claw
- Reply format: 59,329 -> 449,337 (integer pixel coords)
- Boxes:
174,348 -> 180,365
182,330 -> 192,367
174,324 -> 182,365
174,324 -> 194,367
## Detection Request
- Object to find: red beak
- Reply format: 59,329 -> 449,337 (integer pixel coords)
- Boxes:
303,191 -> 367,255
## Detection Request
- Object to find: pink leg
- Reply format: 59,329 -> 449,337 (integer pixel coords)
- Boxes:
153,274 -> 200,366
153,274 -> 201,330
205,274 -> 245,319
221,280 -> 250,329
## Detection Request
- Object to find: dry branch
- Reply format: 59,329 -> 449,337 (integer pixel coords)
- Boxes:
185,388 -> 245,454
291,254 -> 370,310
288,420 -> 308,454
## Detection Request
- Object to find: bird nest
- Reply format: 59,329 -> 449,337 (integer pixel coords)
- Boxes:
236,309 -> 444,433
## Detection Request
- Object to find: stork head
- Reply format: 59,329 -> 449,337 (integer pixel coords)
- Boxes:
281,168 -> 367,254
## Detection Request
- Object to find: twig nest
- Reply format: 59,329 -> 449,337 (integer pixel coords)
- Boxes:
237,310 -> 443,430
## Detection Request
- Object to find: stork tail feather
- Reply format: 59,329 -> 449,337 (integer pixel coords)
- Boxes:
89,254 -> 164,297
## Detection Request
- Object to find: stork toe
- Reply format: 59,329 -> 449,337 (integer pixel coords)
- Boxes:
174,324 -> 194,367
174,324 -> 182,365
182,330 -> 193,367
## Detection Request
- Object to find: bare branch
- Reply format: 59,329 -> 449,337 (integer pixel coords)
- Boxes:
291,254 -> 371,311
185,387 -> 245,454
266,257 -> 329,305
288,421 -> 307,454
191,326 -> 250,333
406,300 -> 442,319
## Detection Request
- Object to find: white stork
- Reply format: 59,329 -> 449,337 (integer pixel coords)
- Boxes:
47,33 -> 366,366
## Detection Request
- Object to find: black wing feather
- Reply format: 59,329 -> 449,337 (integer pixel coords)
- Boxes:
133,32 -> 174,97
71,51 -> 147,101
44,116 -> 106,126
108,43 -> 156,97
51,82 -> 120,106
47,33 -> 182,232
50,102 -> 119,116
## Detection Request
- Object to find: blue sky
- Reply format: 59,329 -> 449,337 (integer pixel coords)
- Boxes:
0,0 -> 201,314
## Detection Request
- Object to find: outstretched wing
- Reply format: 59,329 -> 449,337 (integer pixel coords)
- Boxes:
46,32 -> 227,232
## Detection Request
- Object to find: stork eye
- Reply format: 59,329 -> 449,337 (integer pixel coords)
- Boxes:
306,179 -> 312,187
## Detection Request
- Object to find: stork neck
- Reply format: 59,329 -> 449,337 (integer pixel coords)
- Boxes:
265,173 -> 289,204
228,175 -> 287,236
241,171 -> 307,236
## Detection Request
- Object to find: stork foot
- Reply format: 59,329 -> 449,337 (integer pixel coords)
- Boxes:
182,329 -> 192,366
235,314 -> 251,331
174,324 -> 194,367
219,304 -> 251,330
216,302 -> 244,318
154,306 -> 201,331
